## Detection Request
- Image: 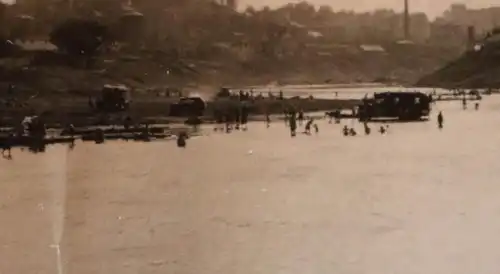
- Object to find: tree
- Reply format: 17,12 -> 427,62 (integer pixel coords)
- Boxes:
244,6 -> 256,16
316,5 -> 333,23
50,19 -> 109,58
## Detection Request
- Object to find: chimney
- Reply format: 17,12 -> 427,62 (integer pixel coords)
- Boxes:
467,25 -> 476,51
404,0 -> 410,40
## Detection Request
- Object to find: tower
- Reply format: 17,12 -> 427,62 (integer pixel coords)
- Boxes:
404,0 -> 410,40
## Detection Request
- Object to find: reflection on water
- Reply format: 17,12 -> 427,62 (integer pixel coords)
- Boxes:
1,91 -> 500,274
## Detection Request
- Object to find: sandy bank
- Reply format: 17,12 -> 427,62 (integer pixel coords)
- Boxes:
0,97 -> 361,128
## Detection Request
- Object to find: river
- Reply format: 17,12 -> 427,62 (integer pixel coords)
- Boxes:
1,87 -> 499,274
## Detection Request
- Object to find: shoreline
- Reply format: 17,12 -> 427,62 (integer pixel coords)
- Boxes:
0,97 -> 362,129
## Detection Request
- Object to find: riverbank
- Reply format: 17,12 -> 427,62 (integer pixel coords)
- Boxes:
0,96 -> 361,129
416,48 -> 500,88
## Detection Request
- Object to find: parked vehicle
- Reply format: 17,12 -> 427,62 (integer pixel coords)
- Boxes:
95,84 -> 131,112
358,91 -> 431,121
169,97 -> 206,117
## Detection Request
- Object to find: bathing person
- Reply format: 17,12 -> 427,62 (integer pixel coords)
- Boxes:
437,111 -> 444,129
298,110 -> 305,126
364,122 -> 371,135
266,112 -> 271,128
304,119 -> 314,135
177,132 -> 188,148
1,133 -> 13,157
290,112 -> 297,137
349,128 -> 357,136
343,125 -> 349,136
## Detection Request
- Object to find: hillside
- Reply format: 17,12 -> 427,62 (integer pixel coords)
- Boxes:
0,43 -> 460,97
417,42 -> 500,88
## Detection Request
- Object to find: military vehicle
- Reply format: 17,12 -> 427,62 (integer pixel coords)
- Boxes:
169,97 -> 206,117
358,91 -> 431,121
95,84 -> 131,112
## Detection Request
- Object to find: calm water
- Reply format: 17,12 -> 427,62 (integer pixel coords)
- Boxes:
2,90 -> 500,274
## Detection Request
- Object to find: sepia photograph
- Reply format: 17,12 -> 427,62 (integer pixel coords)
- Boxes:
1,0 -> 499,273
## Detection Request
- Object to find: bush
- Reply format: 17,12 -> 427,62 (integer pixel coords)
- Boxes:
50,19 -> 109,57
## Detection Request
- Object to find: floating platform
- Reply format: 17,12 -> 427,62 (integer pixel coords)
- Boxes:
0,135 -> 76,147
80,133 -> 171,142
60,126 -> 168,136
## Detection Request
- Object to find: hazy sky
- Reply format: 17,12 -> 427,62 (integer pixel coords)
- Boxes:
239,0 -> 500,18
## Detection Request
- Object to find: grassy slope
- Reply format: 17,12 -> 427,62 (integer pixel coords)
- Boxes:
416,46 -> 500,88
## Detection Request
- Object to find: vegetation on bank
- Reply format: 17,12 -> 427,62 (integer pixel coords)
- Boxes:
0,0 -> 463,95
417,30 -> 500,88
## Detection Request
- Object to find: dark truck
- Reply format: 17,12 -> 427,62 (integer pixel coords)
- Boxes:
169,97 -> 206,117
95,84 -> 131,112
358,91 -> 431,121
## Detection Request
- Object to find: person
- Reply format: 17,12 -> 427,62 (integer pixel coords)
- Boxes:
298,110 -> 304,126
265,112 -> 271,128
313,124 -> 319,134
437,111 -> 444,129
462,97 -> 467,110
95,128 -> 105,144
379,126 -> 386,134
290,112 -> 297,137
349,128 -> 357,136
124,116 -> 132,130
335,110 -> 341,124
2,133 -> 13,157
67,124 -> 76,137
475,103 -> 480,110
343,125 -> 349,136
364,122 -> 371,135
304,119 -> 314,135
241,105 -> 249,131
177,132 -> 187,148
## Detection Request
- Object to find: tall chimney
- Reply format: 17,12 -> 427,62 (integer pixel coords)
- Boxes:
404,0 -> 410,40
467,26 -> 476,51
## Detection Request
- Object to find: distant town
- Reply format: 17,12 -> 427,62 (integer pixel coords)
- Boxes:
0,1 -> 499,89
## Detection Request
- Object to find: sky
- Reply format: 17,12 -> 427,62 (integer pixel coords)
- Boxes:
239,0 -> 500,18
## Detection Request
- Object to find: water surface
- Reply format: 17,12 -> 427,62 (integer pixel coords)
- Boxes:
1,93 -> 499,274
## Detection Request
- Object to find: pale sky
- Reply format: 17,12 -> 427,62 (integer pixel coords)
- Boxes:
239,0 -> 500,18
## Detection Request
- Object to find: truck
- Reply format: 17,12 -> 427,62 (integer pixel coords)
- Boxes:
95,84 -> 131,112
358,91 -> 432,121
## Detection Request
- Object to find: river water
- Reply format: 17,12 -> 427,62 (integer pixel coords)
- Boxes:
1,87 -> 500,274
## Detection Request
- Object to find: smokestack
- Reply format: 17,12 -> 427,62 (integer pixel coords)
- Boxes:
404,0 -> 410,40
467,25 -> 476,51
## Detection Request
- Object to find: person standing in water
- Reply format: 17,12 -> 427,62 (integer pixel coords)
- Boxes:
364,122 -> 371,135
290,112 -> 297,137
475,103 -> 480,110
304,118 -> 314,135
462,97 -> 467,110
342,125 -> 349,136
265,112 -> 271,128
437,111 -> 444,129
298,110 -> 305,126
177,132 -> 188,148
